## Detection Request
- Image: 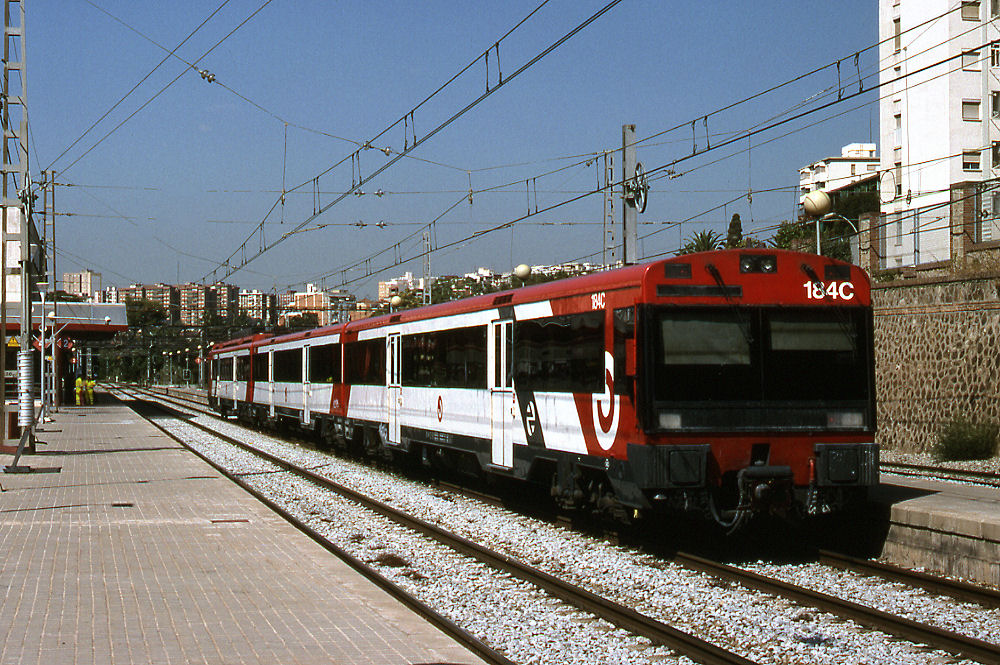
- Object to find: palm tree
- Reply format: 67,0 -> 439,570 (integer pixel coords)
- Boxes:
677,229 -> 723,255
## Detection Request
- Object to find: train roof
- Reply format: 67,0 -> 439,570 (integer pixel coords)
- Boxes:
209,249 -> 866,354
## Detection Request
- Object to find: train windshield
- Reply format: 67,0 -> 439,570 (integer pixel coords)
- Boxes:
646,306 -> 872,432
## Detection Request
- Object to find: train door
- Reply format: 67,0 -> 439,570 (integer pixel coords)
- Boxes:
268,350 -> 275,419
387,333 -> 401,445
490,319 -> 514,468
303,344 -> 311,425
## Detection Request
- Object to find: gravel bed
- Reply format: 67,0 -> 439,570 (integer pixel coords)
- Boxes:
140,404 -> 993,665
152,413 -> 685,665
737,560 -> 1000,644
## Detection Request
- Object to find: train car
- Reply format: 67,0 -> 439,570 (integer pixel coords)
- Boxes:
208,249 -> 876,530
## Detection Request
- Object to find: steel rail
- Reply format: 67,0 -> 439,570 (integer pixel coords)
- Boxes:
880,461 -> 1000,487
113,388 -> 516,665
817,549 -> 1000,609
673,551 -> 1000,665
127,385 -> 1000,664
119,387 -> 756,665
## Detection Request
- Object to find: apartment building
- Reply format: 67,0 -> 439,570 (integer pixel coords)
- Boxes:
879,0 -> 1000,268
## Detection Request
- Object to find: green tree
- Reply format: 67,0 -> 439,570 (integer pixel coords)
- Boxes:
725,213 -> 743,249
677,229 -> 723,255
769,220 -> 810,250
125,298 -> 166,327
769,220 -> 851,262
289,311 -> 320,330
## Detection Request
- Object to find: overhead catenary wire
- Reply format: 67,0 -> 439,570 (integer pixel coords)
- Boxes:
284,11 -> 994,290
202,0 -> 625,284
71,0 -> 477,175
288,29 -> 995,291
45,0 -> 234,172
58,4 -> 989,291
54,0 -> 274,177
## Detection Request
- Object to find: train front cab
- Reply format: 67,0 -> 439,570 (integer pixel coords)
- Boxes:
618,250 -> 877,528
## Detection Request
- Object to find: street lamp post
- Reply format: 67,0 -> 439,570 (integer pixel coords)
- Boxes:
197,344 -> 204,387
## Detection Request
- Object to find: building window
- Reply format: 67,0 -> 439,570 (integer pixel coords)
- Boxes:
963,150 -> 982,171
994,0 -> 1000,17
851,163 -> 856,176
962,1 -> 981,20
963,49 -> 981,70
867,164 -> 878,172
962,99 -> 982,120
893,18 -> 901,51
994,92 -> 1000,117
895,162 -> 902,196
992,44 -> 1000,67
894,113 -> 902,145
893,212 -> 903,247
992,141 -> 1000,167
893,147 -> 902,163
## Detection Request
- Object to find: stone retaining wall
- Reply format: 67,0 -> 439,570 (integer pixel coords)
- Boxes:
874,274 -> 1000,453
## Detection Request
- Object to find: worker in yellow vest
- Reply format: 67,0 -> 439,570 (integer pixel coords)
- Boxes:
85,377 -> 96,405
75,376 -> 84,406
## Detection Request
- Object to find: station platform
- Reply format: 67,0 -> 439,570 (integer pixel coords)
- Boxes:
0,399 -> 487,665
872,474 -> 1000,586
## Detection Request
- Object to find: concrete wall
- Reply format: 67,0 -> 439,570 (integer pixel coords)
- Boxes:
874,271 -> 1000,452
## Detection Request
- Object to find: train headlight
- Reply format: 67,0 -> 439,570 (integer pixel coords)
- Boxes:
739,254 -> 778,273
827,411 -> 864,429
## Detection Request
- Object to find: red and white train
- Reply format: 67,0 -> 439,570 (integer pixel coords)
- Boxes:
208,249 -> 877,530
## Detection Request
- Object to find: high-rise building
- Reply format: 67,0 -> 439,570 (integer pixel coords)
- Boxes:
799,144 -> 879,205
208,283 -> 240,322
377,272 -> 425,301
238,289 -> 276,325
879,0 -> 1000,269
62,269 -> 101,299
141,284 -> 180,323
178,283 -> 214,326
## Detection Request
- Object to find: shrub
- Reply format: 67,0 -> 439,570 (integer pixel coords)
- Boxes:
932,418 -> 999,462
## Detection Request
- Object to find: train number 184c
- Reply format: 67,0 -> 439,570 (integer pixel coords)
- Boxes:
803,280 -> 855,300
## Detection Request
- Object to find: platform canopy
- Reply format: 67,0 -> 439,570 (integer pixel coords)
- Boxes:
1,301 -> 128,341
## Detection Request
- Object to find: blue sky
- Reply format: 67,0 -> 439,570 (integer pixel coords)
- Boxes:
31,1 -> 877,296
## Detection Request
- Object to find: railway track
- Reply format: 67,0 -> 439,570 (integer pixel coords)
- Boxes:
114,386 -> 756,665
129,385 -> 1000,607
816,550 -> 1000,609
120,385 -> 1000,665
880,460 -> 1000,488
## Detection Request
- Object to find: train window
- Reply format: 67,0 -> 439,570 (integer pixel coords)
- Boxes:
401,325 -> 487,389
650,308 -> 756,403
274,348 -> 302,382
513,311 -> 603,393
647,306 -> 872,428
769,315 -> 855,352
658,314 -> 750,365
219,357 -> 234,380
253,353 -> 270,382
344,338 -> 386,385
308,344 -> 341,383
236,355 -> 250,382
763,309 -> 867,402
